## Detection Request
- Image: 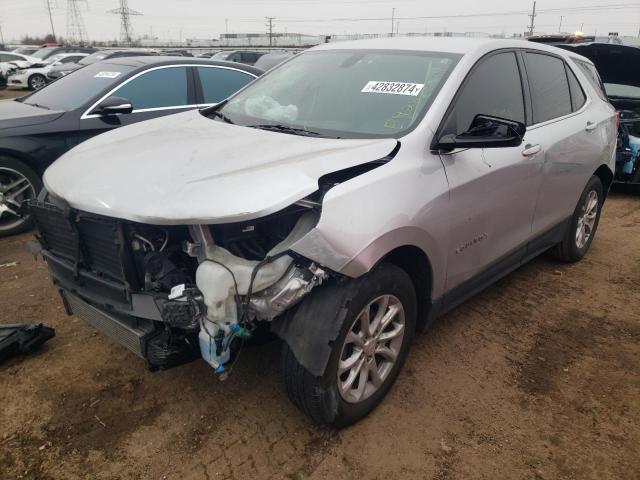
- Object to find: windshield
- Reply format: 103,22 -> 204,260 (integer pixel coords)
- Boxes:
79,51 -> 110,65
605,83 -> 640,99
22,62 -> 135,110
31,48 -> 55,60
211,51 -> 231,60
216,49 -> 460,138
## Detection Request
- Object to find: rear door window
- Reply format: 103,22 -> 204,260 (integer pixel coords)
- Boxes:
444,51 -> 525,135
525,52 -> 572,124
574,59 -> 608,101
566,66 -> 586,111
113,66 -> 189,110
196,66 -> 255,104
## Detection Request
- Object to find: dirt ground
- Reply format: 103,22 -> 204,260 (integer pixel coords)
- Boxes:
0,86 -> 639,478
0,89 -> 24,100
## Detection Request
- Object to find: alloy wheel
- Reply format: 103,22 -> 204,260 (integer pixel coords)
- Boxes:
575,190 -> 598,249
0,167 -> 36,232
338,294 -> 405,403
30,75 -> 46,90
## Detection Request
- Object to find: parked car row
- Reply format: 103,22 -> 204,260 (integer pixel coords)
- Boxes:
5,37 -> 619,427
2,46 -> 287,92
6,53 -> 89,90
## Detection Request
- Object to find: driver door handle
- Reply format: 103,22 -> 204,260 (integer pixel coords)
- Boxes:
585,121 -> 597,132
522,144 -> 541,156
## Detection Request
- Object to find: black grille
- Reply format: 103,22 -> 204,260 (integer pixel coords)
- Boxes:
76,215 -> 125,281
30,201 -> 127,283
30,201 -> 79,262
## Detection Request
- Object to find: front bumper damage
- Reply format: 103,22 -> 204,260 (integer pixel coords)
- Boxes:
186,215 -> 327,373
30,199 -> 329,373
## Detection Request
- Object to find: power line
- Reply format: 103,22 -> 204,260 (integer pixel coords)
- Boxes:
275,4 -> 639,23
107,0 -> 142,46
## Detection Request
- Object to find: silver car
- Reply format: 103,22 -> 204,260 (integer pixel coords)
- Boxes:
34,37 -> 616,427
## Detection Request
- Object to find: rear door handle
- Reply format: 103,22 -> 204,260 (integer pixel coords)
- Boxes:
585,121 -> 597,132
522,144 -> 541,156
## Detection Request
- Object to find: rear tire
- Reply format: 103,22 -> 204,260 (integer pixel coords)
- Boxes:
553,175 -> 603,262
0,156 -> 42,237
281,263 -> 416,427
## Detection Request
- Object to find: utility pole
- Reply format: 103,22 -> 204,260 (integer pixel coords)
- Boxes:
0,19 -> 4,45
558,16 -> 563,34
45,0 -> 57,40
108,0 -> 143,47
225,18 -> 228,46
527,1 -> 536,36
396,21 -> 399,36
266,16 -> 275,48
391,8 -> 395,37
580,22 -> 584,32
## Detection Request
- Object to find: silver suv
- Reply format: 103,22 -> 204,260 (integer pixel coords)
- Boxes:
34,38 -> 616,427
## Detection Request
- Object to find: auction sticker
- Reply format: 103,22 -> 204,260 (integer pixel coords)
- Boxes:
94,71 -> 122,79
361,81 -> 424,96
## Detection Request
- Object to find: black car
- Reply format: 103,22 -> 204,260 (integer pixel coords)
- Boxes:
0,71 -> 6,91
210,50 -> 266,65
556,42 -> 640,184
47,48 -> 160,80
0,57 -> 262,236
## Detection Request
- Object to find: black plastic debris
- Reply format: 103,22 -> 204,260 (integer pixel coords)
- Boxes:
0,324 -> 55,362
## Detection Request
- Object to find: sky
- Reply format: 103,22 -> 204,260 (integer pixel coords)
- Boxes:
1,0 -> 639,43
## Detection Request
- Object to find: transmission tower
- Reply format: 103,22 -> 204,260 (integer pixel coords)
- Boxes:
527,1 -> 537,36
45,0 -> 57,40
66,0 -> 87,45
108,0 -> 142,46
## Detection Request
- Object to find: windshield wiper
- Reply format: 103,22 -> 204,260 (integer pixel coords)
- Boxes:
249,124 -> 321,137
211,110 -> 234,124
25,103 -> 50,110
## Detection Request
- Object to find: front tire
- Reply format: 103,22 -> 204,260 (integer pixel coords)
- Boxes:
553,175 -> 603,262
28,74 -> 47,90
0,156 -> 42,237
281,263 -> 416,427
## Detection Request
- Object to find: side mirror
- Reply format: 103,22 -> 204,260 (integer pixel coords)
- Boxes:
434,114 -> 526,151
92,96 -> 133,115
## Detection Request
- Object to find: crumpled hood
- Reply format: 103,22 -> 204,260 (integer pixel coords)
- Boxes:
44,110 -> 397,225
0,100 -> 65,129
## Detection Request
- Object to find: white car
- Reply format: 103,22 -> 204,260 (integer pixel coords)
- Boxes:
0,51 -> 39,76
35,37 -> 616,426
6,53 -> 88,90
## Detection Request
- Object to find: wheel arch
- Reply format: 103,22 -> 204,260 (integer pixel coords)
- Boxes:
593,164 -> 614,199
0,149 -> 42,177
374,245 -> 434,331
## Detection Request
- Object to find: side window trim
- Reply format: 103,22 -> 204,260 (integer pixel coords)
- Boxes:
431,48 -> 527,148
515,50 -> 533,126
81,64 -> 201,119
564,62 -> 587,112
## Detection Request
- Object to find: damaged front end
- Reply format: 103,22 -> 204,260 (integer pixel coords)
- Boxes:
184,208 -> 328,373
30,197 -> 328,373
